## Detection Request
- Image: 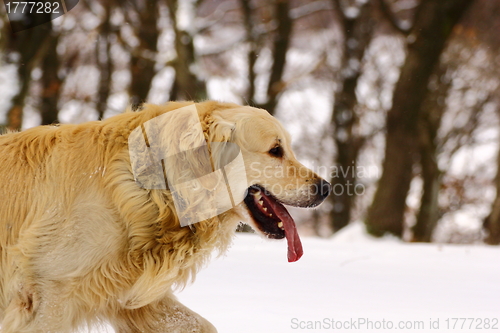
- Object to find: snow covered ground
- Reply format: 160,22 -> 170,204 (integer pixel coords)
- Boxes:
92,223 -> 499,333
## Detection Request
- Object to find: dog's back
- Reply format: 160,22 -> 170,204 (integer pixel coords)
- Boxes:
0,127 -> 59,242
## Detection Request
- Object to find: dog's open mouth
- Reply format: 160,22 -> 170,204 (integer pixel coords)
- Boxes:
243,185 -> 303,262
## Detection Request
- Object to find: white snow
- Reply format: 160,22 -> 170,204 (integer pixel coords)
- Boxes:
92,222 -> 499,332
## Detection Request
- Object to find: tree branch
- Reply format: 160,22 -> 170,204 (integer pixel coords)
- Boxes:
377,0 -> 411,36
290,1 -> 332,20
330,0 -> 346,30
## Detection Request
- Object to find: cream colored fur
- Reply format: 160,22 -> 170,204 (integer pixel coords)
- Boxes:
0,101 -> 324,333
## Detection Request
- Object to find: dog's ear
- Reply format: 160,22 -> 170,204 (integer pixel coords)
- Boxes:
204,117 -> 237,169
137,104 -> 238,226
206,119 -> 248,215
129,104 -> 215,191
128,104 -> 247,226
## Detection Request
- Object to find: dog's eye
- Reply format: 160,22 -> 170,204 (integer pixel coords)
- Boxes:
268,146 -> 283,158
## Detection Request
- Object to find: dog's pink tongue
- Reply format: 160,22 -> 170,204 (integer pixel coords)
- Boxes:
272,203 -> 303,262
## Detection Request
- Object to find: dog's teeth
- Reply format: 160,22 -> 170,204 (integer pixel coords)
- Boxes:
278,221 -> 283,228
258,199 -> 264,206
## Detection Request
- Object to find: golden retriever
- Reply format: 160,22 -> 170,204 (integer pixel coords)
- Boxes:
0,101 -> 330,332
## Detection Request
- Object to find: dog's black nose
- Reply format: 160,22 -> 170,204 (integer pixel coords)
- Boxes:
317,179 -> 331,198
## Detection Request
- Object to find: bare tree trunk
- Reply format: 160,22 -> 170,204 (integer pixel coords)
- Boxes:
40,32 -> 62,125
329,0 -> 374,232
96,1 -> 114,119
412,126 -> 442,242
260,0 -> 292,115
484,136 -> 500,244
238,0 -> 292,114
7,64 -> 31,131
5,14 -> 52,130
129,0 -> 160,109
365,0 -> 475,237
411,65 -> 451,242
239,0 -> 257,106
166,0 -> 207,102
243,0 -> 293,114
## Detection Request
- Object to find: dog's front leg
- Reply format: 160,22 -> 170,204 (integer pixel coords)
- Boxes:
111,296 -> 217,333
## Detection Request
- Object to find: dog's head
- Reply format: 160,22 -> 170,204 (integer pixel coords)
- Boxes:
204,104 -> 331,262
128,102 -> 331,262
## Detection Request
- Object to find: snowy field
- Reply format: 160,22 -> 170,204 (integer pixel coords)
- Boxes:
92,223 -> 499,333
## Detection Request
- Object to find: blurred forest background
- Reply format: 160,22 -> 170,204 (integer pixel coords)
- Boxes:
1,0 -> 500,245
